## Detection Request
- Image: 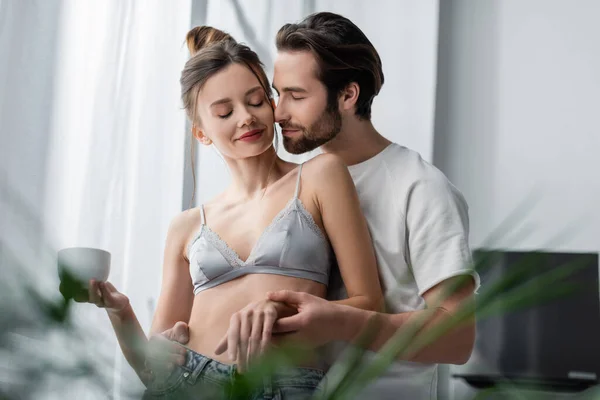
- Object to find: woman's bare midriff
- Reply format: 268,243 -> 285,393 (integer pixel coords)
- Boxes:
186,273 -> 327,367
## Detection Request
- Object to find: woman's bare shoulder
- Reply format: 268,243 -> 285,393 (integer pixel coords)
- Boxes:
299,153 -> 350,196
168,207 -> 202,242
302,153 -> 347,177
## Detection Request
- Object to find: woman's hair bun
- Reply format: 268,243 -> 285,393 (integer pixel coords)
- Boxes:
185,26 -> 236,55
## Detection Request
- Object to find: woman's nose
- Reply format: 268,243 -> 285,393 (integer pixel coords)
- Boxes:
238,110 -> 256,128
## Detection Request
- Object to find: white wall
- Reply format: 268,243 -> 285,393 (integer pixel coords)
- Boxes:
433,1 -> 600,398
192,0 -> 440,205
434,0 -> 600,253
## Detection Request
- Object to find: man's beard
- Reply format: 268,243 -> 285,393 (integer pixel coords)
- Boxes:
281,104 -> 342,155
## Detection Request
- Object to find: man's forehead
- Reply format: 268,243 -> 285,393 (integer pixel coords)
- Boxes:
273,50 -> 318,82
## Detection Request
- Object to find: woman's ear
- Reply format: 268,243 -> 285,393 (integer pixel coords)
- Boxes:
340,82 -> 360,112
192,125 -> 212,146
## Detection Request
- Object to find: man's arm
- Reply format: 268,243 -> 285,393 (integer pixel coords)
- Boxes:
343,275 -> 475,364
268,274 -> 476,364
380,172 -> 477,363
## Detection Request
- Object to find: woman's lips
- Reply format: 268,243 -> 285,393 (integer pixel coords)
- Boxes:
238,129 -> 264,142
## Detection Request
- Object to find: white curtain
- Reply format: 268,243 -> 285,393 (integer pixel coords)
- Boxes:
39,1 -> 191,398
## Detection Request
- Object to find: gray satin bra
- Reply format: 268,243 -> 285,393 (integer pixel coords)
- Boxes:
187,163 -> 333,294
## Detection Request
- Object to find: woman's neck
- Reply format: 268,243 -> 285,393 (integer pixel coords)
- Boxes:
223,146 -> 285,201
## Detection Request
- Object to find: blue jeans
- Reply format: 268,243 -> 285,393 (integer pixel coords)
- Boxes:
142,347 -> 325,399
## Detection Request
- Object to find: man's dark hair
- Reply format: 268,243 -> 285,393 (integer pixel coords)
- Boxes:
276,12 -> 384,120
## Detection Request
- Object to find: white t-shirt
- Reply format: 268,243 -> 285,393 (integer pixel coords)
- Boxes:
325,143 -> 481,399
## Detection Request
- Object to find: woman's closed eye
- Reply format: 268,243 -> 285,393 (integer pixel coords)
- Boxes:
217,94 -> 267,119
219,101 -> 264,119
218,110 -> 233,119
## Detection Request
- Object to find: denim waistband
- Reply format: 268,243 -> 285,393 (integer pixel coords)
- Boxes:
179,346 -> 325,388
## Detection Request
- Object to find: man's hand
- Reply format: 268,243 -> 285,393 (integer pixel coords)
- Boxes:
214,299 -> 295,372
159,321 -> 190,345
266,290 -> 359,346
141,322 -> 190,384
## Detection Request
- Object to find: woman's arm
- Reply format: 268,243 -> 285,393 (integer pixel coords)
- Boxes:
307,154 -> 384,311
148,211 -> 195,335
86,280 -> 148,379
86,211 -> 195,381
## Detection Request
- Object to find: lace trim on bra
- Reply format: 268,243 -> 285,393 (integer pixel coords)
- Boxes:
295,199 -> 327,242
200,225 -> 244,268
187,198 -> 328,266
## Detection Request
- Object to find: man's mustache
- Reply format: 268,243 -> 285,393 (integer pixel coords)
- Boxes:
279,123 -> 305,131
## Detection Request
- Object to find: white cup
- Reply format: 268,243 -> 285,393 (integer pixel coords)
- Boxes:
57,247 -> 111,287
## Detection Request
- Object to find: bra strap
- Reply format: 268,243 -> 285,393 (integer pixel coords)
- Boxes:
200,204 -> 206,225
294,163 -> 304,199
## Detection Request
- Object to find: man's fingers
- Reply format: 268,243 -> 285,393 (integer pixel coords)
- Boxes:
267,290 -> 304,306
162,321 -> 190,344
168,352 -> 186,366
227,315 -> 241,363
171,321 -> 190,344
248,311 -> 264,365
166,341 -> 187,357
272,314 -> 304,333
158,327 -> 174,340
146,349 -> 185,366
261,309 -> 277,354
238,315 -> 251,372
147,334 -> 186,362
214,334 -> 228,355
140,369 -> 153,386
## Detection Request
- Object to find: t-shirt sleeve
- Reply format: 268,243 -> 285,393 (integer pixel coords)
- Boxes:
405,178 -> 481,296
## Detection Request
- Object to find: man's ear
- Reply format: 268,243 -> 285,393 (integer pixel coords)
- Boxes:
340,82 -> 360,112
192,125 -> 212,145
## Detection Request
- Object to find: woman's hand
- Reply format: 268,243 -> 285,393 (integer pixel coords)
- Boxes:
267,290 -> 360,345
214,299 -> 295,372
84,279 -> 130,315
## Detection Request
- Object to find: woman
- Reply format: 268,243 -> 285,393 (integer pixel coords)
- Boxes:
84,27 -> 382,399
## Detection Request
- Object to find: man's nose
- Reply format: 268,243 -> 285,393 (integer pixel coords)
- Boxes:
274,101 -> 287,124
